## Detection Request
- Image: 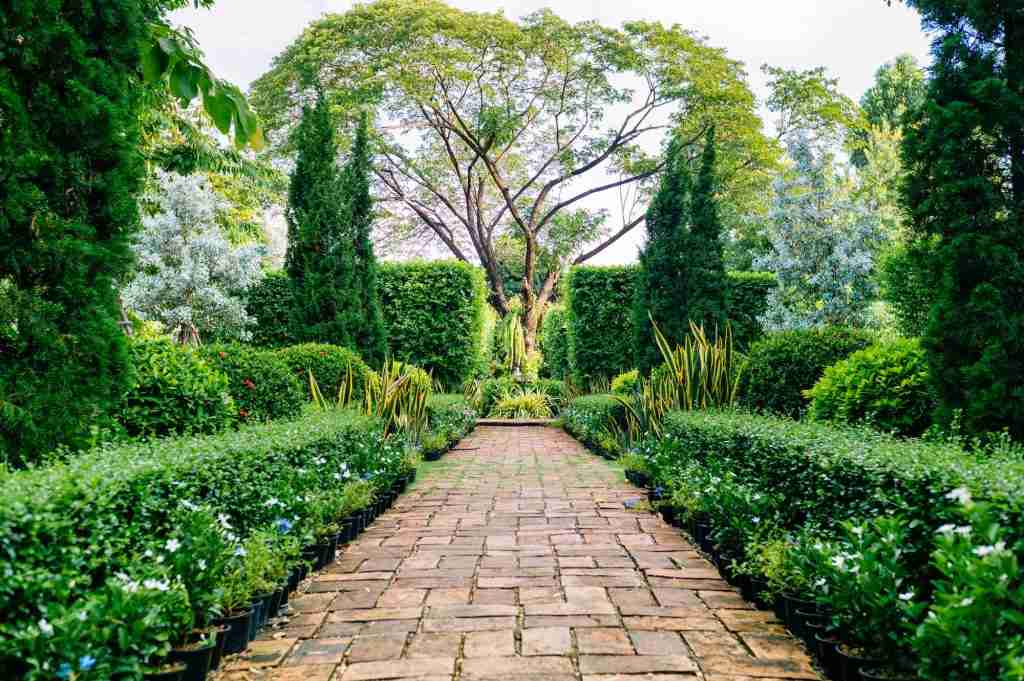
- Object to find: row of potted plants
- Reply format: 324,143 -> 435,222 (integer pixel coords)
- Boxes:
147,469 -> 417,681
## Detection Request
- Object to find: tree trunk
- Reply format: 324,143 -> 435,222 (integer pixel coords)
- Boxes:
521,269 -> 561,352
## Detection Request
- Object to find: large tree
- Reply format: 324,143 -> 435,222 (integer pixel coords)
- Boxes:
897,0 -> 1024,442
252,0 -> 776,348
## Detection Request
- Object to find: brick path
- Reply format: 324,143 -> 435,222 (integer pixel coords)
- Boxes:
221,426 -> 820,681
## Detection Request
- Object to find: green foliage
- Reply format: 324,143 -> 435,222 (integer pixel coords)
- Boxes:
344,114 -> 388,367
196,343 -> 305,423
0,0 -> 148,466
540,305 -> 570,379
634,129 -> 728,374
245,271 -> 297,348
490,391 -> 554,419
285,87 -> 360,348
120,339 -> 236,439
479,377 -> 567,416
900,2 -> 1024,439
879,238 -> 939,338
0,409 -> 405,677
739,327 -> 873,418
725,272 -> 776,349
806,338 -> 936,437
612,370 -> 640,396
562,395 -> 627,458
276,343 -> 370,403
424,394 -> 477,448
567,266 -> 639,385
378,261 -> 487,389
566,266 -> 775,385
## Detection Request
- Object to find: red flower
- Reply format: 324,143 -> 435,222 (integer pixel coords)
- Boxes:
218,351 -> 227,359
243,378 -> 256,390
239,408 -> 249,418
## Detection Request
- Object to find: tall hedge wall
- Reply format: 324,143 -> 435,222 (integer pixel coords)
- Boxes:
566,266 -> 775,383
378,260 -> 486,388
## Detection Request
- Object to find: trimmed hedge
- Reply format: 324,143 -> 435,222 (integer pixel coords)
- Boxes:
562,395 -> 626,458
0,409 -> 405,678
641,410 -> 1024,680
120,339 -> 236,438
245,270 -> 296,348
566,266 -> 775,384
725,271 -> 776,348
276,343 -> 370,402
738,327 -> 873,418
378,261 -> 487,389
197,343 -> 306,423
540,305 -> 570,380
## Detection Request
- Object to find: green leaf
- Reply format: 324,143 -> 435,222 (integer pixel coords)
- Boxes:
140,42 -> 169,83
169,62 -> 199,104
203,89 -> 234,135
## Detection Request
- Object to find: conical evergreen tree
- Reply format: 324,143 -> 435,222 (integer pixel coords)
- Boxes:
633,135 -> 693,374
683,127 -> 729,335
285,87 -> 359,347
901,2 -> 1024,438
634,129 -> 728,374
342,113 -> 388,366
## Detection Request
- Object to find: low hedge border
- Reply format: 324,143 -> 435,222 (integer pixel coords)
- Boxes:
561,394 -> 625,459
0,409 -> 409,679
422,394 -> 477,460
636,410 -> 1024,680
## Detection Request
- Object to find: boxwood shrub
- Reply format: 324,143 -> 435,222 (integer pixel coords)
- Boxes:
119,339 -> 236,438
738,327 -> 873,418
275,343 -> 370,402
0,409 -> 405,679
725,271 -> 776,349
423,394 -> 477,456
562,394 -> 626,458
540,305 -> 570,379
378,261 -> 487,389
806,337 -> 936,436
197,343 -> 306,423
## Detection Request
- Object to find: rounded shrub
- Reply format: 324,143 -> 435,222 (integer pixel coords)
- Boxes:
739,327 -> 873,417
197,343 -> 305,423
806,337 -> 936,436
120,339 -> 236,438
245,270 -> 297,348
612,369 -> 640,395
276,343 -> 370,401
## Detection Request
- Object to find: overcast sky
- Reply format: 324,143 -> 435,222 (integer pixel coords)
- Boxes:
172,0 -> 934,264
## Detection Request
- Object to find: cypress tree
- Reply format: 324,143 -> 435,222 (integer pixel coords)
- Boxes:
684,127 -> 729,336
633,129 -> 728,374
901,2 -> 1024,437
0,0 -> 149,464
633,135 -> 693,374
342,113 -> 388,366
285,88 -> 359,347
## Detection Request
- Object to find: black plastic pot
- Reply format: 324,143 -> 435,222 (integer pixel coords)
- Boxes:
279,580 -> 290,607
781,593 -> 815,633
143,664 -> 186,681
801,613 -> 828,649
326,534 -> 339,564
267,587 -> 285,619
214,610 -> 252,655
208,625 -> 228,671
815,633 -> 841,680
168,636 -> 215,681
794,607 -> 824,645
837,645 -> 883,681
749,577 -> 773,610
287,567 -> 301,593
859,666 -> 917,681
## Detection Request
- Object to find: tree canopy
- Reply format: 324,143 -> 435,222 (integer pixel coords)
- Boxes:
251,0 -> 777,346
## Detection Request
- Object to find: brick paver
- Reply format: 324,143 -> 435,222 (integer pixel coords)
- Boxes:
219,426 -> 820,680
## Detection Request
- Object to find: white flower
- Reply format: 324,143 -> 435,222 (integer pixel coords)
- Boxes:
851,526 -> 864,537
197,559 -> 208,570
936,524 -> 956,535
954,526 -> 972,537
77,612 -> 88,622
899,591 -> 914,601
959,597 -> 974,607
180,500 -> 198,511
217,513 -> 232,529
945,487 -> 973,506
165,539 -> 181,553
234,547 -> 247,557
974,545 -> 996,557
143,579 -> 170,592
38,619 -> 54,636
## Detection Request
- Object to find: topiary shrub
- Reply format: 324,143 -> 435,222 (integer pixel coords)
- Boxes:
566,266 -> 638,385
806,337 -> 936,436
611,370 -> 640,395
378,261 -> 487,389
275,343 -> 369,402
246,271 -> 297,348
739,327 -> 873,418
197,343 -> 305,423
120,339 -> 236,438
726,271 -> 777,349
540,305 -> 570,379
